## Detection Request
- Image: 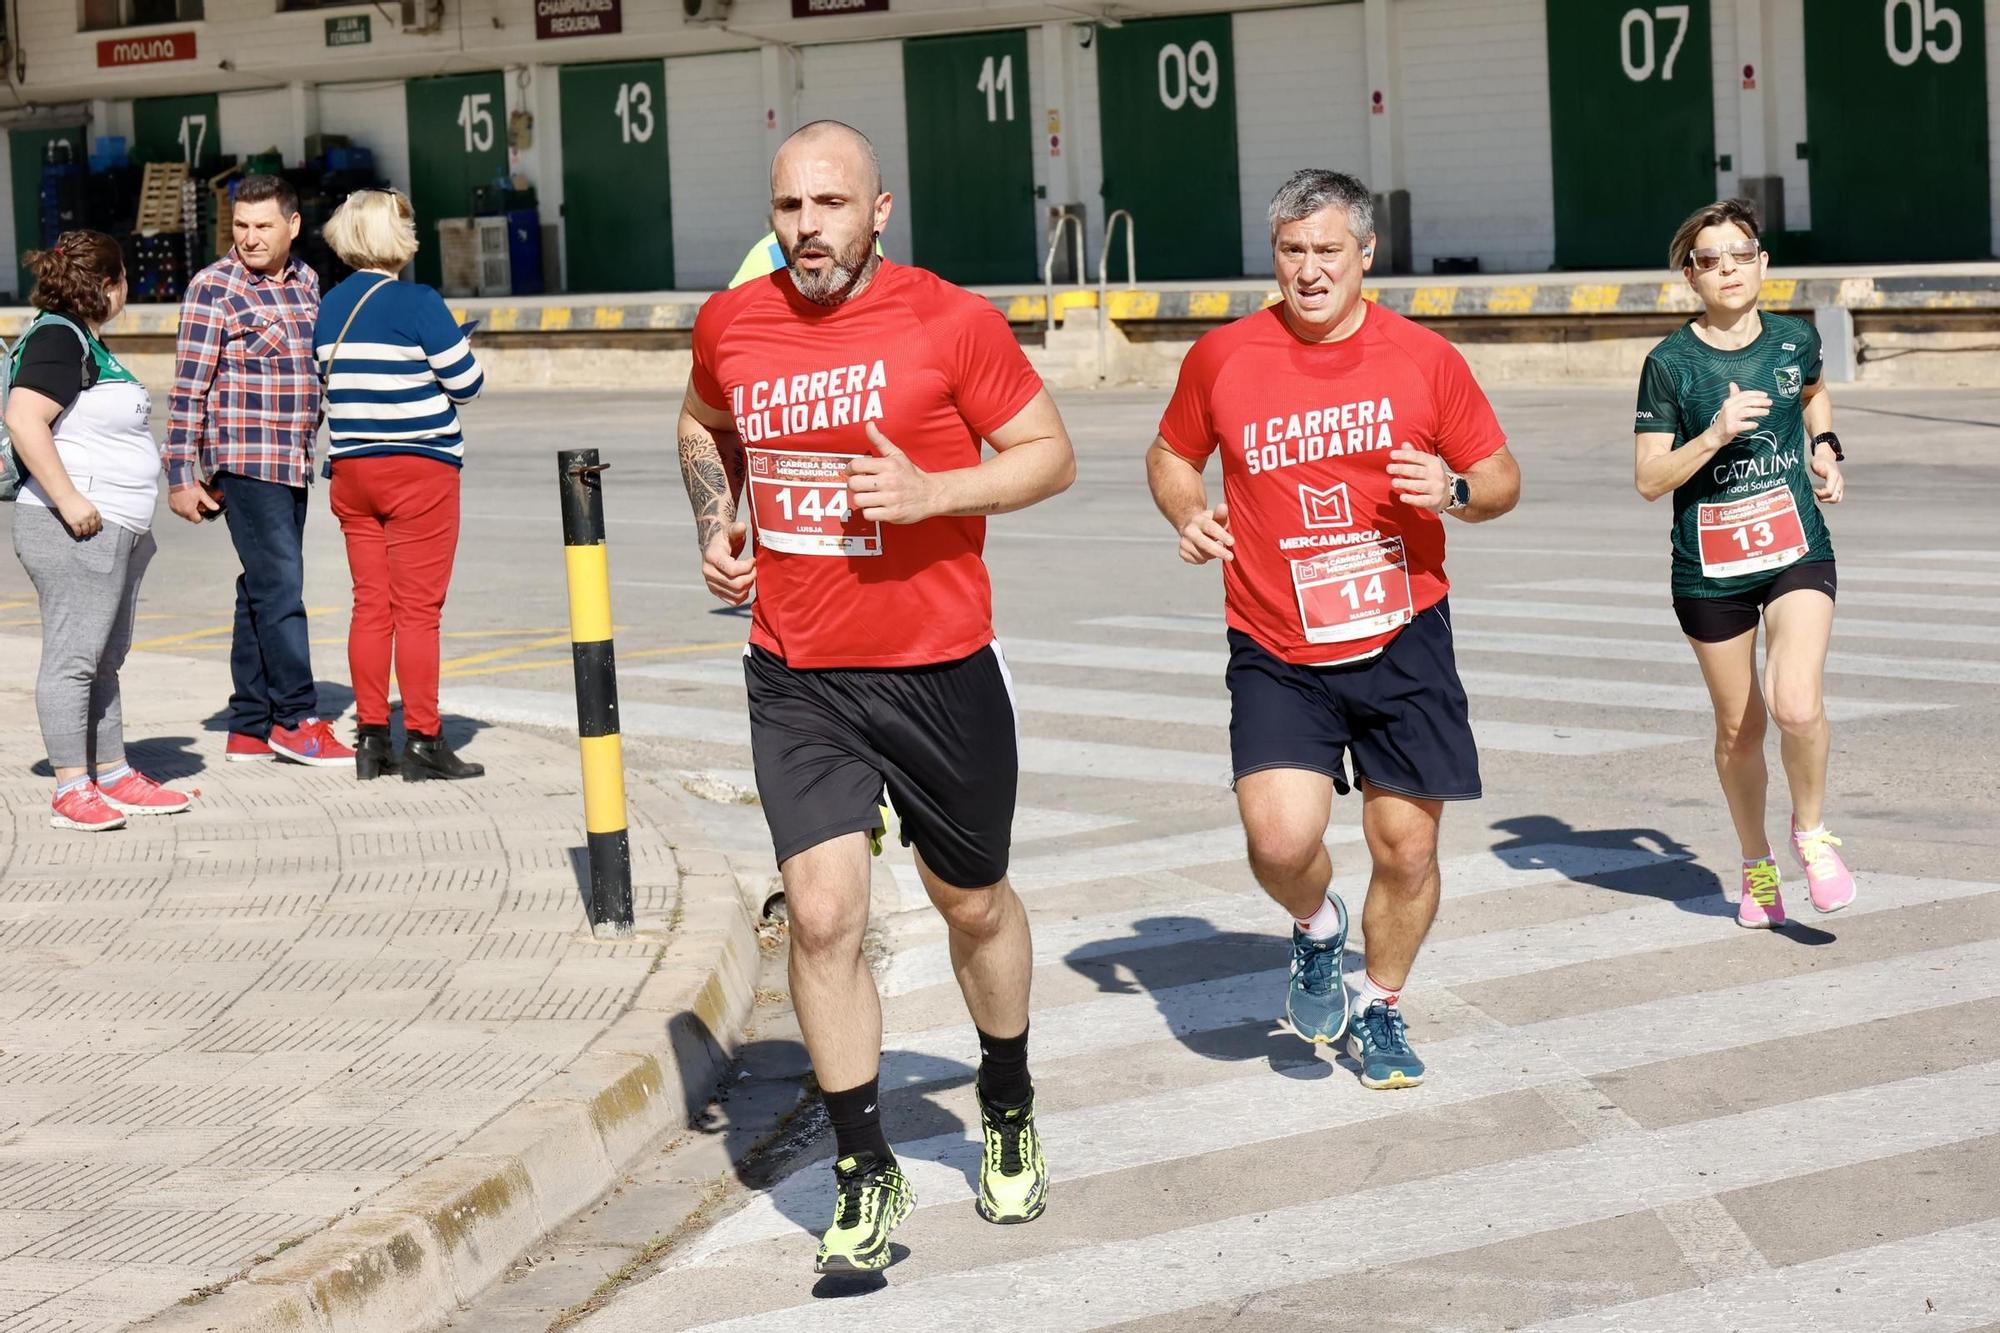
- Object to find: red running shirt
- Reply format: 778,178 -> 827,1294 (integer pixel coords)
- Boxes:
1158,303 -> 1506,666
691,262 -> 1044,668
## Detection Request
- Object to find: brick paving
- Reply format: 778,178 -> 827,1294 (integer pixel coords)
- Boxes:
0,635 -> 682,1332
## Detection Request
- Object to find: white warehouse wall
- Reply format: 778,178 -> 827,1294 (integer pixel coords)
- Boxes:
1232,4 -> 1370,277
1397,0 -> 1556,274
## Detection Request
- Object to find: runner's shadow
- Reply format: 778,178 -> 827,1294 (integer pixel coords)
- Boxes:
1486,815 -> 1832,943
1064,916 -> 1333,1080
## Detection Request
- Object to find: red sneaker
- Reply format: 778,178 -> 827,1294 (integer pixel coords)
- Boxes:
51,784 -> 127,832
269,718 -> 355,767
226,732 -> 275,763
98,768 -> 192,815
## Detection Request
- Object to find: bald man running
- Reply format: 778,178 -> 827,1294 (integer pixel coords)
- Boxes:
676,121 -> 1076,1273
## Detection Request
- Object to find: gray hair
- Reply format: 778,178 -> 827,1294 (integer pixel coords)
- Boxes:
1268,169 -> 1374,244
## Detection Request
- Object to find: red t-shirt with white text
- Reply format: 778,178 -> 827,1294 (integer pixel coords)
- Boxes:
1158,303 -> 1506,665
690,261 -> 1043,668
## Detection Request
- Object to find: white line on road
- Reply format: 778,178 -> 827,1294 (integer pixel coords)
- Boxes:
878,866 -> 1995,1000
643,1062 -> 2000,1332
1516,1217 -> 2000,1332
674,937 -> 2000,1269
1508,577 -> 2000,615
1455,628 -> 2000,685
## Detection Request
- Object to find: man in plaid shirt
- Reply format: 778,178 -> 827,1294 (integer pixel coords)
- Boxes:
166,175 -> 353,768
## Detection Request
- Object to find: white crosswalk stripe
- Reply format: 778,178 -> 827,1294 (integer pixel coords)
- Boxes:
1511,576 -> 2000,614
558,543 -> 1999,1331
671,932 -> 2000,1267
594,1062 -> 2000,1332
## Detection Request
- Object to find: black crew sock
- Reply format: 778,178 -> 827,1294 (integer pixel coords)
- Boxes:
822,1077 -> 892,1165
975,1024 -> 1032,1109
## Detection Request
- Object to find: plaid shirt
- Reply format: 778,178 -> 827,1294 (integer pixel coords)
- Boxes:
165,250 -> 322,491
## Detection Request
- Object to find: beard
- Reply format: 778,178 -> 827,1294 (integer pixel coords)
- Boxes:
784,231 -> 874,305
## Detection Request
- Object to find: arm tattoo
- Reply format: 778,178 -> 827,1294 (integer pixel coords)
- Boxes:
679,426 -> 738,551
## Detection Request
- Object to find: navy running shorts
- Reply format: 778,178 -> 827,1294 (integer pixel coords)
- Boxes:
1226,600 -> 1482,802
744,642 -> 1019,890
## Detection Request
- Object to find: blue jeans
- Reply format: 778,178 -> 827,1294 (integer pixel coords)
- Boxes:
217,472 -> 318,736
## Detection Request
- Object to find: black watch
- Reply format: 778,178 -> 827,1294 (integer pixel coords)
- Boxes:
1812,431 -> 1843,462
1444,472 -> 1470,512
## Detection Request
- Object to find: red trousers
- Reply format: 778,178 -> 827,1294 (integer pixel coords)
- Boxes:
330,455 -> 462,734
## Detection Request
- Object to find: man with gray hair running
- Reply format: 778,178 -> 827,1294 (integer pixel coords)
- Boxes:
1146,169 -> 1521,1091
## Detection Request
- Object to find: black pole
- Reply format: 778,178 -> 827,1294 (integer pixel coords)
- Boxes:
558,448 -> 633,938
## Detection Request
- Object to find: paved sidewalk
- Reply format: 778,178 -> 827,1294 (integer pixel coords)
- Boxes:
0,632 -> 698,1333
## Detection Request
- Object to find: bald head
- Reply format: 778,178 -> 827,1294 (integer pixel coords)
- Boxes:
770,119 -> 891,306
774,120 -> 883,201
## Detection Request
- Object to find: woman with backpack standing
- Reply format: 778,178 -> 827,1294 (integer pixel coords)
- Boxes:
5,230 -> 192,830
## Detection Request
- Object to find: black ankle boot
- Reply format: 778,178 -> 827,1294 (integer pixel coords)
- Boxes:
355,724 -> 396,781
402,732 -> 484,781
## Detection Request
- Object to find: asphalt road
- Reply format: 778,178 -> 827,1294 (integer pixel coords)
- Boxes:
8,381 -> 2000,1332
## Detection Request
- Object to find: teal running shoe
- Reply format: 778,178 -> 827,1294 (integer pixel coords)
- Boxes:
1284,896 -> 1350,1044
1346,1001 -> 1425,1090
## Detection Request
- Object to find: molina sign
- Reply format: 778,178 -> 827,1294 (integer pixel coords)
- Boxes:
536,0 -> 621,38
792,0 -> 889,14
97,31 -> 197,67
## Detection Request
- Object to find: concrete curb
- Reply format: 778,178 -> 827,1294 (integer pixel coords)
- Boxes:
134,780 -> 766,1333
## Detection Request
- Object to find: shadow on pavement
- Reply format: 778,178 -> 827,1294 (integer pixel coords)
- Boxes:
1064,916 -> 1328,1079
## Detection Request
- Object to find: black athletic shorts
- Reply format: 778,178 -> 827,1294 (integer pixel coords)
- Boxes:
1226,600 -> 1481,802
1673,560 -> 1838,643
744,642 -> 1019,890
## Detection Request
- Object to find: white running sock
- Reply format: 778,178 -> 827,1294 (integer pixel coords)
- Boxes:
1292,893 -> 1343,943
1351,971 -> 1400,1016
97,763 -> 133,787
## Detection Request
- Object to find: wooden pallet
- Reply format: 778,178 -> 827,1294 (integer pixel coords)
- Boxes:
136,161 -> 190,235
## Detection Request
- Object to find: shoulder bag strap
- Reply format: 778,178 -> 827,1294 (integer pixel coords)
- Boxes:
319,275 -> 396,386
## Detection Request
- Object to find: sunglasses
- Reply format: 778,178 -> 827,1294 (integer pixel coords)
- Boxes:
1688,242 -> 1760,271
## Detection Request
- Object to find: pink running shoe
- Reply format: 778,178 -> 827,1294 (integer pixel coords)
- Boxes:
1738,857 -> 1785,929
51,784 -> 127,832
1791,825 -> 1856,914
98,768 -> 192,816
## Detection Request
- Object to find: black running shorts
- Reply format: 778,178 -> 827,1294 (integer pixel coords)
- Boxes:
744,643 -> 1019,890
1673,560 -> 1838,643
1226,600 -> 1482,802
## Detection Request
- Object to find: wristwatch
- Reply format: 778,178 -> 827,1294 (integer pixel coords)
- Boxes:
1444,471 -> 1470,512
1811,431 -> 1844,462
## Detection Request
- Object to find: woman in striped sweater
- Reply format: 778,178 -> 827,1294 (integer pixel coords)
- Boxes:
315,189 -> 485,781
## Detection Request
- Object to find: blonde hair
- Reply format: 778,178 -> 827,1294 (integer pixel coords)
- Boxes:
324,189 -> 419,271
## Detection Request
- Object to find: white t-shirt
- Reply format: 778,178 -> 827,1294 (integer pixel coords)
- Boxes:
11,319 -> 161,534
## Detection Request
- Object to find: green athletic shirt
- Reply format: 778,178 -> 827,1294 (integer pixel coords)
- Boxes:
1633,311 -> 1834,599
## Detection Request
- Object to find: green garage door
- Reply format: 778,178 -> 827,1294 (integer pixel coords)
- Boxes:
560,60 -> 673,293
1805,0 -> 1990,261
1547,1 -> 1715,269
133,94 -> 222,169
405,72 -> 509,288
1097,14 -> 1241,280
903,30 -> 1038,284
10,125 -> 86,298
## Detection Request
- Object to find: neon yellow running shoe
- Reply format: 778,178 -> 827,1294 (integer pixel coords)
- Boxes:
813,1154 -> 915,1274
975,1091 -> 1049,1224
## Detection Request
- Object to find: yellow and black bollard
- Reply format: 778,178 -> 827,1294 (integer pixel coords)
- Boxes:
558,448 -> 633,939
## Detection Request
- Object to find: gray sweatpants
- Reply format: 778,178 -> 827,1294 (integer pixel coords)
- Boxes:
12,504 -> 157,770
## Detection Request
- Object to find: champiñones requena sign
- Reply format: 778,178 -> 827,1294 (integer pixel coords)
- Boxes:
97,31 -> 197,67
791,0 -> 889,15
535,0 -> 621,39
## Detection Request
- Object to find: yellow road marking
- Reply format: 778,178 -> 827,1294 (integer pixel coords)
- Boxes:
133,607 -> 338,651
438,631 -> 580,672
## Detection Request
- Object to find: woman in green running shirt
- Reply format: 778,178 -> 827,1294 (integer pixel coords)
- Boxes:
1633,199 -> 1855,929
